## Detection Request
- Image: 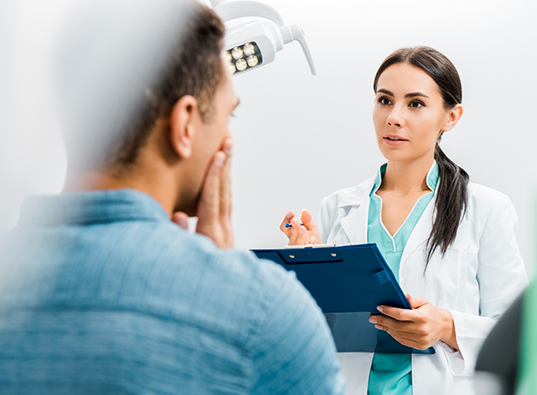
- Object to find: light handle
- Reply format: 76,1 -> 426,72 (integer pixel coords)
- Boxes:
280,24 -> 317,75
211,0 -> 285,26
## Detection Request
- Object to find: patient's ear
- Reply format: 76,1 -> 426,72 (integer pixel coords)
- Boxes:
169,95 -> 199,159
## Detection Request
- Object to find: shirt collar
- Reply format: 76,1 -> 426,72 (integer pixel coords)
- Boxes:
17,189 -> 170,227
370,161 -> 439,196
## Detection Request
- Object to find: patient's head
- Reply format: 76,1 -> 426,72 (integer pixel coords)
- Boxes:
56,0 -> 227,175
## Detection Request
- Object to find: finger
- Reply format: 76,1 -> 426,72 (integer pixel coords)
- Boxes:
300,209 -> 317,231
298,209 -> 323,244
388,332 -> 427,350
377,305 -> 414,322
372,321 -> 424,346
288,217 -> 301,245
219,144 -> 232,222
289,218 -> 309,245
222,138 -> 233,158
370,315 -> 418,335
172,212 -> 189,230
197,151 -> 225,221
408,295 -> 428,309
279,211 -> 295,236
294,220 -> 311,245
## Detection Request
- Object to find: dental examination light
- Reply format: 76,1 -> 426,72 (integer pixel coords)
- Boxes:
210,0 -> 317,76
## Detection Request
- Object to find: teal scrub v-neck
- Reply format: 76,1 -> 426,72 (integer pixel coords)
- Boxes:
366,162 -> 439,395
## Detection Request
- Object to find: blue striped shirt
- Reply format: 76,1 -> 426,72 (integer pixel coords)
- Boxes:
0,189 -> 345,395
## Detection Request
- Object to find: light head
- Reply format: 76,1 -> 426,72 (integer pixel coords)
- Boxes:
211,0 -> 316,76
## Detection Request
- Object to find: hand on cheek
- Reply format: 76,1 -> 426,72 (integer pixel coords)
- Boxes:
172,138 -> 235,249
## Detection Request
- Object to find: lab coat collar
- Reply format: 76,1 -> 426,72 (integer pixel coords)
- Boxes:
371,161 -> 439,196
336,172 -> 437,265
337,177 -> 376,244
337,177 -> 376,209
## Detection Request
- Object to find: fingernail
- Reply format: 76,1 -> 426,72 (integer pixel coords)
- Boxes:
375,324 -> 383,330
369,317 -> 377,324
287,212 -> 293,219
215,153 -> 225,167
178,217 -> 188,229
224,142 -> 234,156
377,306 -> 383,312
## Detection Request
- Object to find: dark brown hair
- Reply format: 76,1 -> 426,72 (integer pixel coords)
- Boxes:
57,1 -> 225,172
373,46 -> 469,264
115,3 -> 225,169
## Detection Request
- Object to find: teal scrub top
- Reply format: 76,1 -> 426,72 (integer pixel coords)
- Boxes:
367,162 -> 439,395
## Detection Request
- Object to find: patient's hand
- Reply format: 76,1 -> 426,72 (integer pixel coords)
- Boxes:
279,209 -> 323,245
173,138 -> 234,249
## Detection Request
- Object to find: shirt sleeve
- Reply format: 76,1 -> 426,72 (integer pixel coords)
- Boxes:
441,196 -> 528,376
249,268 -> 346,395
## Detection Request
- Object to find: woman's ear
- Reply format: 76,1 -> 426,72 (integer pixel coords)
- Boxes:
442,104 -> 463,132
169,95 -> 199,159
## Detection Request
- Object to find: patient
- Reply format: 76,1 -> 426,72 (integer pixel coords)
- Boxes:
0,1 -> 345,394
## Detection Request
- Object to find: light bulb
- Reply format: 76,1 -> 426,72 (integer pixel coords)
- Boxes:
236,58 -> 247,71
231,47 -> 243,60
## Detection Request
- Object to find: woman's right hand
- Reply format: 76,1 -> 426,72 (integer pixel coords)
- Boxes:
279,209 -> 323,245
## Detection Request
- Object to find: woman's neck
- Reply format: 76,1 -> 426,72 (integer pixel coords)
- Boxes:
380,156 -> 435,195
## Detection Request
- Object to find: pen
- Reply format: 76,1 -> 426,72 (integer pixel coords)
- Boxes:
285,223 -> 304,228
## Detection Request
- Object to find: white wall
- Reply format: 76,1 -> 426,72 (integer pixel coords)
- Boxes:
216,0 -> 537,279
2,0 -> 537,277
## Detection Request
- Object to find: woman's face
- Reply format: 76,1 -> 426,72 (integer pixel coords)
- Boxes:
373,63 -> 456,164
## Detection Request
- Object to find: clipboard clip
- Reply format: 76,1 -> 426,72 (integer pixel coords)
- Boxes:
279,248 -> 343,264
373,270 -> 390,285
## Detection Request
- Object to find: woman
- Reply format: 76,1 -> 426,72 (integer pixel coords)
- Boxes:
280,46 -> 528,394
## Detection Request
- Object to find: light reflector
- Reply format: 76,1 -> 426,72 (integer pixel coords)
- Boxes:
226,42 -> 263,75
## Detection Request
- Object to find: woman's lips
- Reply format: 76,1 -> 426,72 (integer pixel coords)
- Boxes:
383,135 -> 408,146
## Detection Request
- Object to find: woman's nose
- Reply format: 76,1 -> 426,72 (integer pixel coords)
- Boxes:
386,107 -> 403,127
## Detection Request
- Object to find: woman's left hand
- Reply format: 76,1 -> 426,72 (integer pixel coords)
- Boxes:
369,294 -> 459,351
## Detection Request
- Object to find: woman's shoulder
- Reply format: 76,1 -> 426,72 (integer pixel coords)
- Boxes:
466,182 -> 514,216
320,176 -> 377,208
467,182 -> 512,206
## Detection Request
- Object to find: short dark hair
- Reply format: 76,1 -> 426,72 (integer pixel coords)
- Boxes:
117,3 -> 225,169
57,0 -> 225,172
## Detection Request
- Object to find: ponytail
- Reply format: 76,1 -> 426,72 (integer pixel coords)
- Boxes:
426,139 -> 469,264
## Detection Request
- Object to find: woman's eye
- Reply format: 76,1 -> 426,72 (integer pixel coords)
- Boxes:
378,97 -> 392,105
409,101 -> 425,108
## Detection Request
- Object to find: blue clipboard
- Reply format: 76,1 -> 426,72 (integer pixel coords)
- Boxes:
251,243 -> 435,354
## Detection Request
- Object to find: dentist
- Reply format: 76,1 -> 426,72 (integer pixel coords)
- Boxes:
280,46 -> 528,395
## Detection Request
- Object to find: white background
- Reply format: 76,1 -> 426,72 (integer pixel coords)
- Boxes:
1,0 -> 536,277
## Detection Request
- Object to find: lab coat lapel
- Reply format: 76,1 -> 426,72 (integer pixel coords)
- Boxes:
400,196 -> 435,267
337,178 -> 375,244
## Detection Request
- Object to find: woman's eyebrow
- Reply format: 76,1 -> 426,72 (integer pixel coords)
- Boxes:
377,88 -> 393,96
405,92 -> 429,99
376,89 -> 430,99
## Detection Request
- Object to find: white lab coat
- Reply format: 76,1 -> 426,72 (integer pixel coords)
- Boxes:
318,176 -> 528,395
